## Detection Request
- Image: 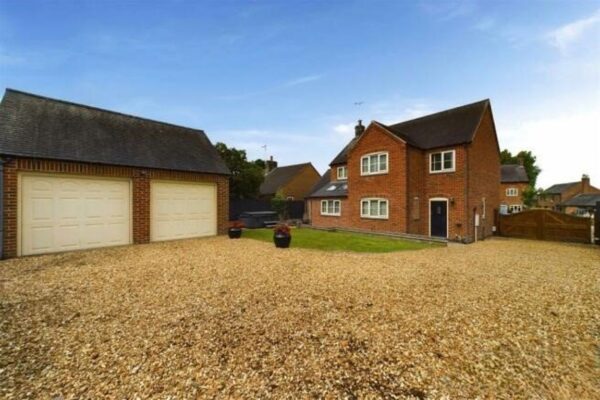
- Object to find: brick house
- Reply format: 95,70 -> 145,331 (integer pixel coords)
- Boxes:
259,162 -> 321,200
499,164 -> 529,214
307,99 -> 501,242
0,89 -> 230,258
538,174 -> 600,211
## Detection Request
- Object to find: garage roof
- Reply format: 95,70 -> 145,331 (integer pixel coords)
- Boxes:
0,89 -> 229,175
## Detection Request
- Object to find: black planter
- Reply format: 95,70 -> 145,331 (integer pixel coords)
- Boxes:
228,228 -> 242,239
273,234 -> 291,248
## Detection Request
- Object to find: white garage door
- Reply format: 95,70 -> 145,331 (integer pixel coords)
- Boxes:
151,181 -> 217,242
20,174 -> 131,256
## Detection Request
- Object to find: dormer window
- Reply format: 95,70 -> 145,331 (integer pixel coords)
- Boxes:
430,150 -> 455,173
361,152 -> 388,176
337,166 -> 347,180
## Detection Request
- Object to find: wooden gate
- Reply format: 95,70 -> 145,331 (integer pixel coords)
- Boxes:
497,209 -> 592,243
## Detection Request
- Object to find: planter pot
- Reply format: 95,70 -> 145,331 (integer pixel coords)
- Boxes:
228,228 -> 242,239
273,234 -> 291,248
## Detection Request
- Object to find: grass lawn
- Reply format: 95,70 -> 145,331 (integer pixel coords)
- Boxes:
242,227 -> 439,252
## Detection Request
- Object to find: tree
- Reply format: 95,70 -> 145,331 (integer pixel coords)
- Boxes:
501,149 -> 542,207
270,189 -> 288,220
215,142 -> 265,199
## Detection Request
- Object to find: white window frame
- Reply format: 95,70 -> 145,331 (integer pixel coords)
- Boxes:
429,150 -> 455,174
506,188 -> 518,197
360,152 -> 389,176
508,204 -> 522,213
320,199 -> 341,216
360,198 -> 389,219
337,166 -> 347,180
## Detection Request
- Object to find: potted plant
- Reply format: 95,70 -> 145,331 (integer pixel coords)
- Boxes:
273,223 -> 291,248
228,221 -> 244,239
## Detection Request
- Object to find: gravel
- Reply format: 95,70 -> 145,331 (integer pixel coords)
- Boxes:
1,237 -> 598,399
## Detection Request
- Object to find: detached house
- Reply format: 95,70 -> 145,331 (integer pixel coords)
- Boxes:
308,100 -> 501,242
499,164 -> 529,214
0,89 -> 229,258
538,174 -> 600,212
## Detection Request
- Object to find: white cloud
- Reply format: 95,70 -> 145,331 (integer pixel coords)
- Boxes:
546,9 -> 600,52
499,109 -> 600,188
283,74 -> 323,87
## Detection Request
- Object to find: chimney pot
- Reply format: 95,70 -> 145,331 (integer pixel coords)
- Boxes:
355,120 -> 365,137
582,174 -> 590,193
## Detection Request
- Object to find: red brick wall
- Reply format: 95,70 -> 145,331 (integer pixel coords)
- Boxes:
346,124 -> 408,233
499,182 -> 529,207
467,106 -> 501,240
2,157 -> 229,258
307,198 -> 351,228
282,164 -> 322,200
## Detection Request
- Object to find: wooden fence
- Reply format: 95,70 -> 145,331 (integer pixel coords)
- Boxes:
497,209 -> 592,244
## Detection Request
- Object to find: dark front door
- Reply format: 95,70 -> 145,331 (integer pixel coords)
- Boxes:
430,200 -> 448,238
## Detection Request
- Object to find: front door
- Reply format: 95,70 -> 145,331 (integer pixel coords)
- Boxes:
430,200 -> 448,238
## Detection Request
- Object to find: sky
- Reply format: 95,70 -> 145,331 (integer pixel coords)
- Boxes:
0,0 -> 598,188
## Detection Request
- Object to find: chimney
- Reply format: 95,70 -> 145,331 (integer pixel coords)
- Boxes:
355,120 -> 365,137
581,174 -> 590,193
265,156 -> 278,175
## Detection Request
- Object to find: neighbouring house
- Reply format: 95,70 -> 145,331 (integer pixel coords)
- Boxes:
560,193 -> 600,216
0,89 -> 230,258
499,164 -> 529,214
307,99 -> 501,242
538,174 -> 600,211
259,162 -> 321,200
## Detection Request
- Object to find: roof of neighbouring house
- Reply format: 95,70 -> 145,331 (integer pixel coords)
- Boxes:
309,168 -> 331,194
259,162 -> 316,195
501,164 -> 529,183
329,99 -> 491,166
307,180 -> 348,198
560,193 -> 600,207
0,89 -> 229,174
544,182 -> 579,195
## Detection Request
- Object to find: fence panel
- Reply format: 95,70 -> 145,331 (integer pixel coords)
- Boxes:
498,209 -> 591,243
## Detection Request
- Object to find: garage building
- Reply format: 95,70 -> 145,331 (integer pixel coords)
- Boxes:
0,89 -> 230,258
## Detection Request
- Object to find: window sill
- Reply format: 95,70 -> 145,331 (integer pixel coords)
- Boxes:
429,169 -> 455,175
321,213 -> 341,217
360,171 -> 389,177
360,215 -> 389,220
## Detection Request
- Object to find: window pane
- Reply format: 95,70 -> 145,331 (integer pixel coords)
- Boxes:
379,154 -> 387,171
321,201 -> 326,213
431,153 -> 442,171
380,201 -> 387,217
370,200 -> 378,216
443,152 -> 453,169
334,201 -> 340,214
370,155 -> 378,172
361,200 -> 368,215
362,158 -> 368,173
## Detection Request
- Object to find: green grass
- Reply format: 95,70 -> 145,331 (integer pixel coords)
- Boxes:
242,228 -> 440,253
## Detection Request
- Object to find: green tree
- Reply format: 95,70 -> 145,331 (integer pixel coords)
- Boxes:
215,142 -> 265,199
501,149 -> 542,207
270,189 -> 288,220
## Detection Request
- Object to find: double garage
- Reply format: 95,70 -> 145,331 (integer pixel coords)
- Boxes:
0,89 -> 230,258
20,174 -> 217,256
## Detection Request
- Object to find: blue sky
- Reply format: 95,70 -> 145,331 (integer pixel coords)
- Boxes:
1,0 -> 598,187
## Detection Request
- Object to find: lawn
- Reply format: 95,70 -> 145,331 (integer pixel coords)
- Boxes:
241,227 -> 438,252
1,238 -> 598,398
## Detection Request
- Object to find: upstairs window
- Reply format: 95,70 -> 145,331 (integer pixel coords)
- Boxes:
430,150 -> 455,173
361,152 -> 388,176
321,199 -> 341,216
506,188 -> 518,197
337,166 -> 347,180
360,198 -> 389,219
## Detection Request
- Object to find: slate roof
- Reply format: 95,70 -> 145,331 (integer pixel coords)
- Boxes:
309,169 -> 331,194
0,89 -> 229,175
501,164 -> 529,183
561,193 -> 600,207
545,182 -> 579,195
307,180 -> 348,198
329,99 -> 491,166
259,162 -> 315,195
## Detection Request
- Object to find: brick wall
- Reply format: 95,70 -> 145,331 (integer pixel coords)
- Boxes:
282,165 -> 322,200
499,182 -> 529,207
307,198 -> 351,228
467,106 -> 501,240
346,124 -> 408,233
2,157 -> 229,258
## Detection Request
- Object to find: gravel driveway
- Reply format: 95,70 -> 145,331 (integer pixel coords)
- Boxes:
1,237 -> 598,399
